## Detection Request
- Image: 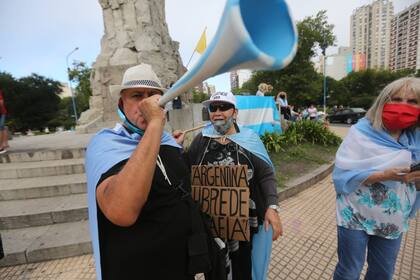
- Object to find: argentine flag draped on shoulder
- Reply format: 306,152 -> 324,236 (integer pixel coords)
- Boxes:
333,118 -> 420,218
85,123 -> 180,280
202,124 -> 274,170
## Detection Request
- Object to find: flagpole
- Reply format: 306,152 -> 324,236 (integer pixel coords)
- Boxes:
185,27 -> 207,69
185,51 -> 196,69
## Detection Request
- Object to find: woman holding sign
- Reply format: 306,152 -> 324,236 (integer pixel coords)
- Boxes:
176,91 -> 282,280
332,77 -> 420,280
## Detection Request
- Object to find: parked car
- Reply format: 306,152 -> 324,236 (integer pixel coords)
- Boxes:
327,108 -> 366,124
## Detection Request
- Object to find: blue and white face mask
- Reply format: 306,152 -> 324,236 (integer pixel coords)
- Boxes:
212,116 -> 234,135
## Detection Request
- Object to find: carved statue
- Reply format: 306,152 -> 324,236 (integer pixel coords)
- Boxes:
77,0 -> 186,132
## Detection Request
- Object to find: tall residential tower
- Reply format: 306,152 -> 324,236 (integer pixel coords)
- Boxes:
350,0 -> 394,69
389,2 -> 420,71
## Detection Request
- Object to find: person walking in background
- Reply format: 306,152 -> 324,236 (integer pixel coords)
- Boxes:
289,105 -> 300,122
0,89 -> 8,153
170,82 -> 183,110
307,104 -> 318,121
332,77 -> 420,280
276,91 -> 291,120
0,232 -> 4,260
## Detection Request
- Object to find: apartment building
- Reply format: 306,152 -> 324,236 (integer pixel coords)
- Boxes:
230,69 -> 252,91
350,0 -> 394,69
389,2 -> 420,71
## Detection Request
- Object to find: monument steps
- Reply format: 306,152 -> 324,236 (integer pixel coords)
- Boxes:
0,220 -> 91,267
0,174 -> 86,201
0,158 -> 85,179
0,148 -> 86,164
0,147 -> 92,267
0,193 -> 88,230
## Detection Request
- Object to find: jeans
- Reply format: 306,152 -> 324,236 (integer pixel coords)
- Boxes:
333,226 -> 402,280
0,114 -> 5,130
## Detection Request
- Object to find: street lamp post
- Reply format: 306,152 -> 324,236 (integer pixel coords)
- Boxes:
322,47 -> 327,114
66,47 -> 79,124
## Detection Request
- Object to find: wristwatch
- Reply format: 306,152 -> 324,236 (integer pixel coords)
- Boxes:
268,205 -> 280,212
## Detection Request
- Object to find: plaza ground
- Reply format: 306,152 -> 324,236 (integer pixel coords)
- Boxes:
1,124 -> 419,279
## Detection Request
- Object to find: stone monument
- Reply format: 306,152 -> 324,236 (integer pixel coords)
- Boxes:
77,0 -> 186,133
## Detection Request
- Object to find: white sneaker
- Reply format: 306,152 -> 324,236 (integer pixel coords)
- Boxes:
0,149 -> 7,154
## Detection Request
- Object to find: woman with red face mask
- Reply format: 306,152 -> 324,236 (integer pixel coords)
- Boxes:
332,77 -> 420,280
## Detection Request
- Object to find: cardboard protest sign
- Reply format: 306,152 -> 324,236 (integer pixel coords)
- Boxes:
191,165 -> 250,241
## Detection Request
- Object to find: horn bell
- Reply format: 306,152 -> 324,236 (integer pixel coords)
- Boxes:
159,0 -> 297,106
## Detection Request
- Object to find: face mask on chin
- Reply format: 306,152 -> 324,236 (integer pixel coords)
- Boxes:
212,116 -> 234,135
382,103 -> 420,131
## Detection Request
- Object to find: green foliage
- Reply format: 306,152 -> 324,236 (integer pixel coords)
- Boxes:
333,69 -> 415,108
46,61 -> 94,130
0,72 -> 62,132
260,132 -> 286,153
261,120 -> 342,152
241,10 -> 335,106
191,89 -> 209,103
238,10 -> 416,110
287,120 -> 342,146
49,97 -> 76,130
68,61 -> 92,115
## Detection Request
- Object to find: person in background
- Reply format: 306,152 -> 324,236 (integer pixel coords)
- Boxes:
0,89 -> 8,154
332,77 -> 420,280
256,83 -> 267,96
289,105 -> 300,122
170,82 -> 183,110
175,91 -> 282,280
307,104 -> 318,121
0,232 -> 4,260
301,107 -> 309,120
276,91 -> 291,120
256,83 -> 272,96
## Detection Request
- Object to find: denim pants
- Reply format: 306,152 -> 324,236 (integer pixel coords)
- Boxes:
333,226 -> 402,280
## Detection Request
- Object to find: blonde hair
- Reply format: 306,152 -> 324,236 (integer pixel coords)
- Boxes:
366,77 -> 420,130
258,83 -> 273,93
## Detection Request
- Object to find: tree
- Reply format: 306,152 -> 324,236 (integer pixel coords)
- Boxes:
48,97 -> 75,130
68,61 -> 92,116
0,72 -> 62,132
339,69 -> 414,108
191,89 -> 209,103
240,10 -> 336,108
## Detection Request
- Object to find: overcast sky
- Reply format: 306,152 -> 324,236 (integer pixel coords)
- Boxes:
0,0 -> 416,92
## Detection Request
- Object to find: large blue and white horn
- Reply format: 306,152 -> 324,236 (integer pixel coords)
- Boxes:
159,0 -> 297,106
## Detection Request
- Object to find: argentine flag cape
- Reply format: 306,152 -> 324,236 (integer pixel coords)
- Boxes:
85,123 -> 181,280
333,118 -> 420,218
202,125 -> 274,280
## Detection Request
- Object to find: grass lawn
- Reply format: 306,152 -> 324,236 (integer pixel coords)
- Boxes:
269,143 -> 338,190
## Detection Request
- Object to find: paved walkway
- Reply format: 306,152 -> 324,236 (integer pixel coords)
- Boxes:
1,175 -> 419,280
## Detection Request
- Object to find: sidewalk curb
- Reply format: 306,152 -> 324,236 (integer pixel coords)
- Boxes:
278,162 -> 334,202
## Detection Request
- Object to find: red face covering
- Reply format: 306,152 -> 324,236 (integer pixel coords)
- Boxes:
382,103 -> 420,131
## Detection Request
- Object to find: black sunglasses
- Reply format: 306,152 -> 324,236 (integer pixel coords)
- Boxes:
208,103 -> 234,112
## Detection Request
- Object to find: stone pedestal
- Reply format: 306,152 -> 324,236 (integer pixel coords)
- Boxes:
77,0 -> 186,133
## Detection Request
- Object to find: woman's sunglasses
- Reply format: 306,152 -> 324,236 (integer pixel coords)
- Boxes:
208,103 -> 234,112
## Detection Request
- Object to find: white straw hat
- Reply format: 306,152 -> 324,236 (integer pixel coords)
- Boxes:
109,64 -> 166,98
